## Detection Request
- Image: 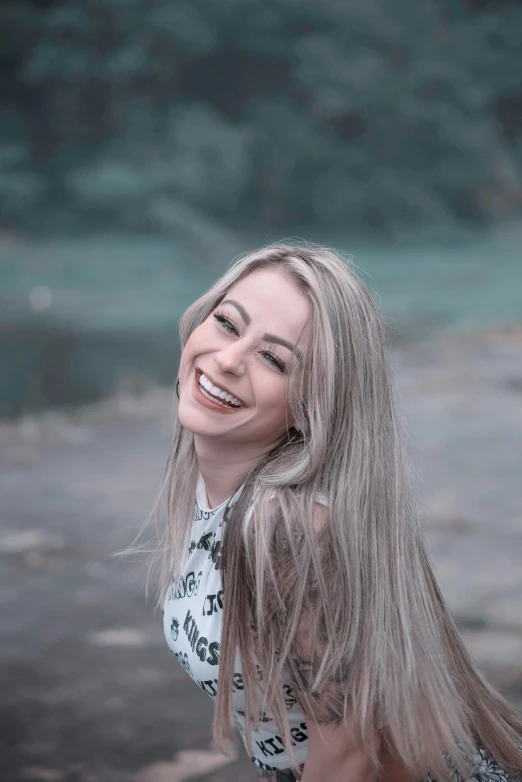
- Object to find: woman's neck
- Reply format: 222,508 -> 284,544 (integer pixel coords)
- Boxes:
198,464 -> 247,509
193,435 -> 275,508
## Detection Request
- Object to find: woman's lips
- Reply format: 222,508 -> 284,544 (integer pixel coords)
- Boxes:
192,370 -> 245,413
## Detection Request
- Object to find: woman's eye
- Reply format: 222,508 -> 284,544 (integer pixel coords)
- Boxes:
213,313 -> 238,335
262,351 -> 286,373
213,312 -> 286,372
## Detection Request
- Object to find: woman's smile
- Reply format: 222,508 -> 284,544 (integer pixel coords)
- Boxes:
192,368 -> 247,413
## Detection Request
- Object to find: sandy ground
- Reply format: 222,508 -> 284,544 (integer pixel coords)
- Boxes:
1,325 -> 522,782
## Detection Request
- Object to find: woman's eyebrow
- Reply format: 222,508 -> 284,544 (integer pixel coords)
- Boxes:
263,333 -> 303,361
221,299 -> 251,325
220,298 -> 303,360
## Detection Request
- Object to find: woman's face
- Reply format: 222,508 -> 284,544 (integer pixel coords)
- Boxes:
177,267 -> 310,450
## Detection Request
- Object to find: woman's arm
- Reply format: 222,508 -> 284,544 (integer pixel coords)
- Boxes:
290,505 -> 381,781
297,688 -> 381,782
253,736 -> 421,782
377,728 -> 420,782
302,721 -> 380,782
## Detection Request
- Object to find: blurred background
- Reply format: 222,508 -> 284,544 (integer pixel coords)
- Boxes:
1,1 -> 522,780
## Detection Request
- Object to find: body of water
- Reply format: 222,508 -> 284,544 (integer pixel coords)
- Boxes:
1,230 -> 521,415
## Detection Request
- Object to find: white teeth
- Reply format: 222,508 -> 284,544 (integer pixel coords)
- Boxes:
198,373 -> 243,408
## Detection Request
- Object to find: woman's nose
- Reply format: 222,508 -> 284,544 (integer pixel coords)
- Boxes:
213,342 -> 247,375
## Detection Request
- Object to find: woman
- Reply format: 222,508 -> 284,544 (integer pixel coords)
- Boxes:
158,243 -> 522,781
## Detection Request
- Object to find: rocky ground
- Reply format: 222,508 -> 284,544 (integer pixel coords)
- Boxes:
1,324 -> 522,782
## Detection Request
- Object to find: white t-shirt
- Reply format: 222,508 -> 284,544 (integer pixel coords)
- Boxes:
163,473 -> 385,772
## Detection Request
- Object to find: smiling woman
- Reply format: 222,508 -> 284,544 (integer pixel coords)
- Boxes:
175,267 -> 310,506
154,243 -> 522,782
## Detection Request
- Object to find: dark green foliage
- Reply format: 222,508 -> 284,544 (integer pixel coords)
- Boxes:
1,0 -> 522,234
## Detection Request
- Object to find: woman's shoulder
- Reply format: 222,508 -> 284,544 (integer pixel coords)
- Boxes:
248,486 -> 330,533
312,493 -> 328,533
315,489 -> 328,507
262,487 -> 328,506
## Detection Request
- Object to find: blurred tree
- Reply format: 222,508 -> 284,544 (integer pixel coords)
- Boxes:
1,0 -> 521,235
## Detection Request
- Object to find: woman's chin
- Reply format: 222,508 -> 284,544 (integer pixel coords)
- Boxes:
178,402 -> 231,437
177,398 -> 201,433
177,408 -> 204,435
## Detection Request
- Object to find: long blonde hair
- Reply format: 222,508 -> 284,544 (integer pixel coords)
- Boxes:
157,242 -> 522,780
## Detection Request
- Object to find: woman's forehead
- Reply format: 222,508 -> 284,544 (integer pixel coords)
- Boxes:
223,269 -> 311,351
227,268 -> 310,319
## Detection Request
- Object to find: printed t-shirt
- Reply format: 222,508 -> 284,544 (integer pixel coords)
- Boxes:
163,473 -> 385,771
